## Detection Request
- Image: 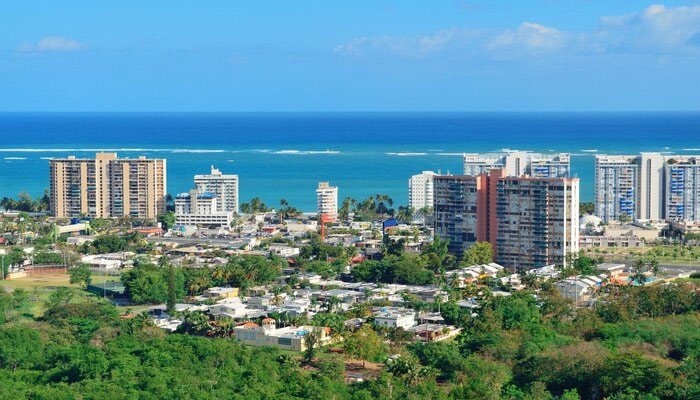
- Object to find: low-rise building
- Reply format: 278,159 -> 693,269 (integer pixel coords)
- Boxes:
208,298 -> 248,319
580,235 -> 645,248
268,244 -> 300,257
408,324 -> 461,342
373,308 -> 416,329
203,287 -> 239,300
554,275 -> 603,304
596,263 -> 626,279
81,254 -> 125,270
233,319 -> 333,351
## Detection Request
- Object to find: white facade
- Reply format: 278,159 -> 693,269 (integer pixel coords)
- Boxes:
374,310 -> 416,329
595,155 -> 639,223
595,153 -> 700,223
408,171 -> 436,210
316,182 -> 338,220
665,157 -> 700,221
463,151 -> 570,178
175,190 -> 232,228
194,166 -> 239,214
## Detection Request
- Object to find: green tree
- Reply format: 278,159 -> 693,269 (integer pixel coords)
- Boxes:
167,262 -> 176,314
579,202 -> 595,215
158,211 -> 176,230
303,327 -> 321,365
344,325 -> 384,368
69,263 -> 92,288
462,241 -> 493,265
44,287 -> 74,310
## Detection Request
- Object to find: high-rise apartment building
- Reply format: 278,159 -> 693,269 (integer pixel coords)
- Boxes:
316,182 -> 338,221
434,169 -> 579,270
495,175 -> 579,269
463,151 -> 570,178
665,157 -> 700,221
595,153 -> 700,223
408,171 -> 437,210
594,155 -> 641,223
433,175 -> 484,256
49,153 -> 166,219
194,166 -> 239,214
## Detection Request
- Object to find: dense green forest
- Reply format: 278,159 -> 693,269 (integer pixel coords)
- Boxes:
2,278 -> 700,399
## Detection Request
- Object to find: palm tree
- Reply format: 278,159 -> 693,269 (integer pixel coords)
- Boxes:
211,266 -> 229,285
271,287 -> 284,307
448,274 -> 463,291
279,199 -> 289,222
215,318 -> 236,338
326,295 -> 341,313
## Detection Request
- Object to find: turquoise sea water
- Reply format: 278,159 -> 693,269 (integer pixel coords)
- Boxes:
1,112 -> 699,211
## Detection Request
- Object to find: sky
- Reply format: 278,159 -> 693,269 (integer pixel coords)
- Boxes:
2,1 -> 700,112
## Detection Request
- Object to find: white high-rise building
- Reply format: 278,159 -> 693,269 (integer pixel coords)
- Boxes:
316,182 -> 338,221
595,155 -> 640,223
595,153 -> 700,223
194,166 -> 239,214
463,151 -> 570,178
408,171 -> 437,210
664,157 -> 700,221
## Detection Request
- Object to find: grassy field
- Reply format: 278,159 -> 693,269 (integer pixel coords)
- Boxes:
0,272 -> 151,316
582,245 -> 700,265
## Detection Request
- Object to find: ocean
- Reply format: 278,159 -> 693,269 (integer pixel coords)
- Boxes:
1,112 -> 699,211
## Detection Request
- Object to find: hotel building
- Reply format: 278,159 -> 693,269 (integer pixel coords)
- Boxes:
434,170 -> 579,270
49,153 -> 166,219
408,171 -> 437,210
174,189 -> 232,228
194,166 -> 239,214
595,153 -> 700,222
316,182 -> 338,221
463,151 -> 570,178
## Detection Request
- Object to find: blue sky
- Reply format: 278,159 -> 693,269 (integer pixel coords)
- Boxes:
2,1 -> 700,111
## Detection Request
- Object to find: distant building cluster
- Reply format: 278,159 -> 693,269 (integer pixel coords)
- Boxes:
463,151 -> 570,178
45,149 -> 700,274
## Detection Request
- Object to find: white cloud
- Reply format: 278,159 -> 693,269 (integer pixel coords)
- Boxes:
18,36 -> 86,53
488,22 -> 567,53
334,4 -> 700,60
334,28 -> 483,58
597,4 -> 700,54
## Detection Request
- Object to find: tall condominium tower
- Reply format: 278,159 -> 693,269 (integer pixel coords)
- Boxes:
194,166 -> 239,214
316,182 -> 338,221
434,169 -> 579,270
595,153 -> 700,223
463,151 -> 570,178
49,153 -> 166,219
665,157 -> 700,221
408,171 -> 437,210
495,174 -> 579,269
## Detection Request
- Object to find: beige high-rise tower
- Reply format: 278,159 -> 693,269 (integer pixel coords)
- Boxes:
49,153 -> 166,219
